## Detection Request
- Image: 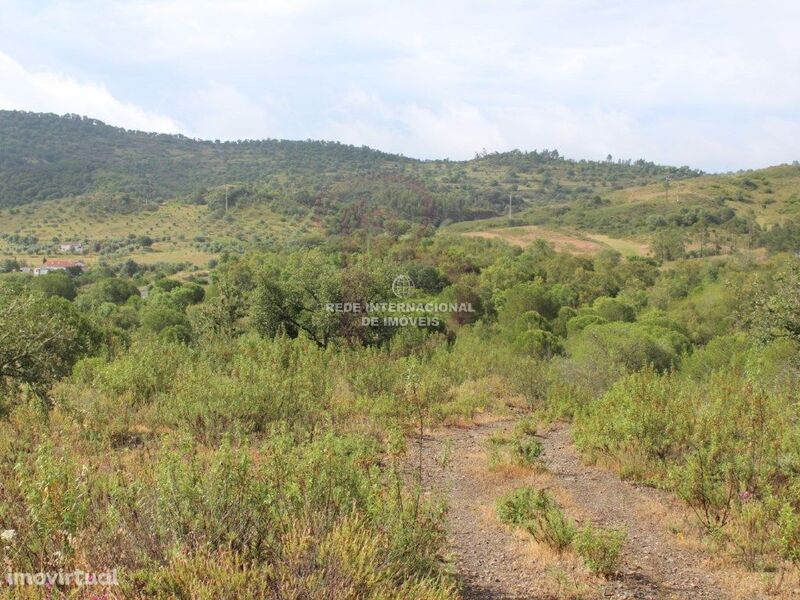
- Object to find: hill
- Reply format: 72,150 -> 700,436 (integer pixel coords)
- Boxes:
449,163 -> 800,259
2,110 -> 798,268
0,111 -> 700,222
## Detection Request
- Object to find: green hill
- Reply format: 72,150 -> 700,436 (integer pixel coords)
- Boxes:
449,163 -> 800,259
0,110 -> 734,268
0,111 -> 700,222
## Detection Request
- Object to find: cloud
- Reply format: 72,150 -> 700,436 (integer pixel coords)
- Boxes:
0,0 -> 798,170
188,82 -> 279,141
0,51 -> 179,133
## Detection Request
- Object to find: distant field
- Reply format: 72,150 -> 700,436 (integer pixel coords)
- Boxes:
461,225 -> 649,256
0,197 -> 318,266
586,233 -> 650,256
609,164 -> 800,228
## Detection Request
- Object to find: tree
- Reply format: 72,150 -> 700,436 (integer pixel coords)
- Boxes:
90,278 -> 140,304
0,259 -> 19,273
31,271 -> 77,300
746,260 -> 800,345
251,250 -> 343,347
141,306 -> 189,335
500,281 -> 559,322
651,230 -> 686,262
0,286 -> 99,400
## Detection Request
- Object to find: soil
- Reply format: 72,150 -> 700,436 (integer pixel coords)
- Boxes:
409,418 -> 771,600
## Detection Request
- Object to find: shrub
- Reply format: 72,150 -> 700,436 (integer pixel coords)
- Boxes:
500,282 -> 560,321
30,271 -> 77,300
0,288 -> 101,399
513,329 -> 565,358
670,445 -> 740,532
141,306 -> 189,335
512,436 -> 543,466
573,524 -> 627,576
497,487 -> 575,551
593,296 -> 635,322
566,313 -> 607,336
568,322 -> 685,373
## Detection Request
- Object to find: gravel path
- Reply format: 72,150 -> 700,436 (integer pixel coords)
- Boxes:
541,422 -> 731,599
409,418 -> 765,600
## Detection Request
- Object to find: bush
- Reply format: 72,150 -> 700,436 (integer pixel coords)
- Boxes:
497,487 -> 575,551
568,322 -> 686,373
0,287 -> 101,399
512,436 -> 543,466
31,271 -> 77,300
141,306 -> 189,335
566,313 -> 607,336
84,277 -> 140,305
593,296 -> 635,322
573,524 -> 627,576
501,282 -> 560,321
513,329 -> 564,358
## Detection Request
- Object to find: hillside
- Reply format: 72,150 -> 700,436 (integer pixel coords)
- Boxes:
449,163 -> 800,259
1,110 -> 797,269
0,110 -> 406,206
0,111 -> 700,221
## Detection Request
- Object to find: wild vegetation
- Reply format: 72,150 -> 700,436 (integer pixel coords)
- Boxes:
2,216 -> 800,596
0,111 -> 699,264
1,110 -> 800,598
6,112 -> 799,273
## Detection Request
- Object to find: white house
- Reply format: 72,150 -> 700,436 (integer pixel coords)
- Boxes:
33,259 -> 86,276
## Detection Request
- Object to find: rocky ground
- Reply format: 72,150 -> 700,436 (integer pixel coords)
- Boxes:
408,417 -> 775,600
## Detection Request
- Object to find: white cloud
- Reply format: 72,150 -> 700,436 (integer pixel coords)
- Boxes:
0,51 -> 179,133
0,0 -> 798,170
188,82 -> 279,141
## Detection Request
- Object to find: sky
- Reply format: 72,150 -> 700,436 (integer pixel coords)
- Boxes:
0,0 -> 798,172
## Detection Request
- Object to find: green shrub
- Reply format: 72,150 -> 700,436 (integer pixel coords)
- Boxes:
140,306 -> 189,334
573,524 -> 627,576
30,271 -> 77,300
497,487 -> 575,551
593,296 -> 635,322
566,313 -> 607,336
511,437 -> 543,466
513,329 -> 565,358
568,321 -> 685,373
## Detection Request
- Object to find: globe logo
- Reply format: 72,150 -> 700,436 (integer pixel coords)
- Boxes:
391,274 -> 415,298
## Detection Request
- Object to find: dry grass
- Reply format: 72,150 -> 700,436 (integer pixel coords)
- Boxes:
464,226 -> 603,254
462,225 -> 649,257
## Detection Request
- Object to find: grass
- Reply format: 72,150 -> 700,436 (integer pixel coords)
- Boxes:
497,487 -> 576,552
457,225 -> 649,256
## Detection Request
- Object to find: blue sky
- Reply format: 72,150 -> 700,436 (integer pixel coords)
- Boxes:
0,0 -> 798,172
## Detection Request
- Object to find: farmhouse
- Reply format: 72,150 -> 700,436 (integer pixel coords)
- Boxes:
33,259 -> 86,276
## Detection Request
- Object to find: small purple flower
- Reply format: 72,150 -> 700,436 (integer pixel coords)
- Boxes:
740,490 -> 754,502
